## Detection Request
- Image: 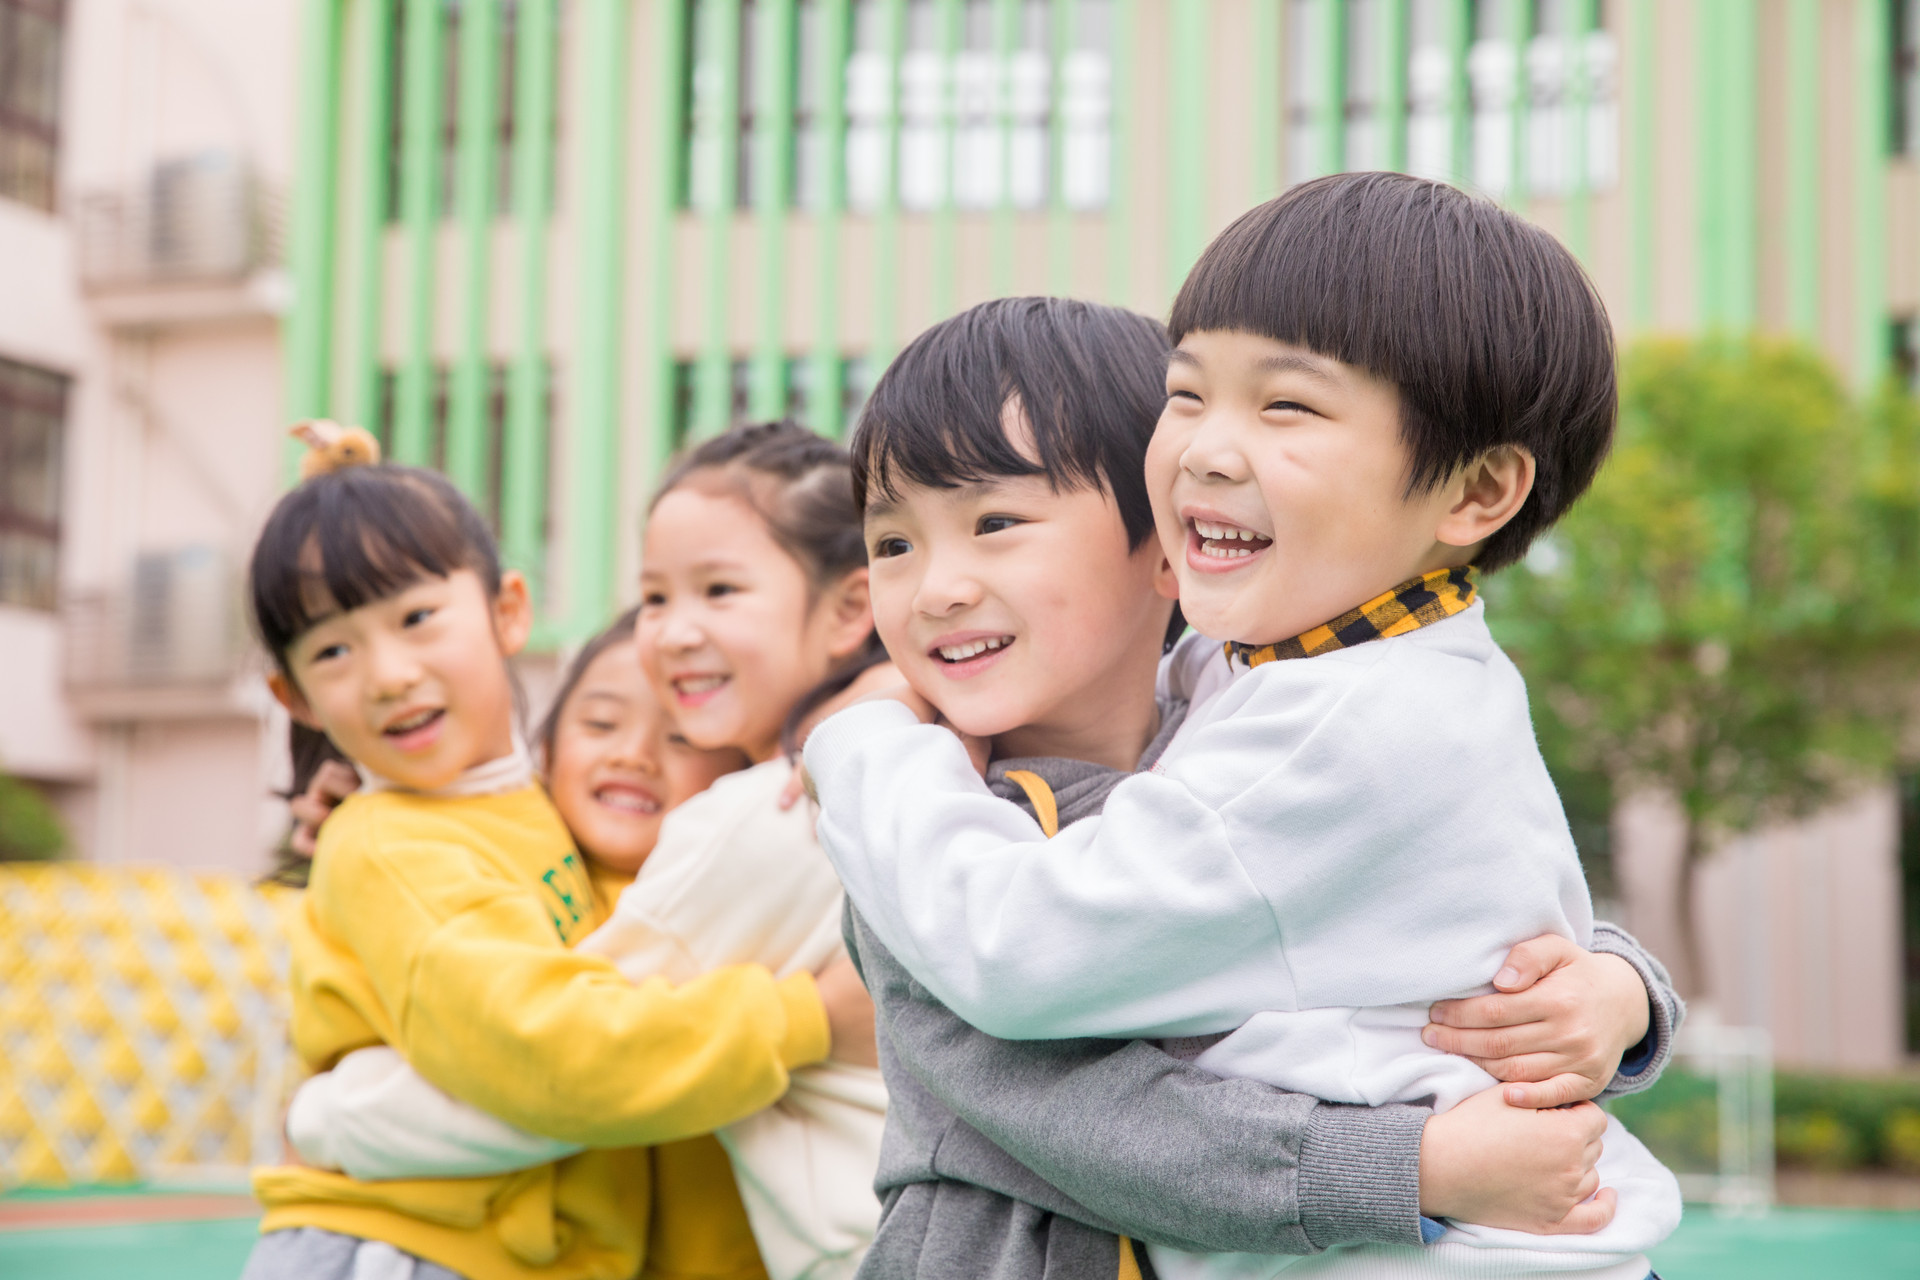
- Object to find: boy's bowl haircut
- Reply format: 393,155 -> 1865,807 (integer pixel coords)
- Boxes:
1169,172 -> 1617,572
851,296 -> 1173,552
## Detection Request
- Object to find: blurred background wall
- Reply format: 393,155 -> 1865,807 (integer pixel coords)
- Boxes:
3,0 -> 1918,1071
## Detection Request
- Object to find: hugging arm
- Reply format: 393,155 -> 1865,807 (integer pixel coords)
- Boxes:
849,907 -> 1424,1255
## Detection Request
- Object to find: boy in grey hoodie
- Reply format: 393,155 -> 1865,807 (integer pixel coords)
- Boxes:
828,297 -> 1680,1280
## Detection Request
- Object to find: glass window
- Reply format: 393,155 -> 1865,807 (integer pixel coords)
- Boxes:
0,355 -> 67,611
1059,0 -> 1111,209
375,359 -> 545,532
1344,0 -> 1386,172
1284,0 -> 1332,185
387,0 -> 525,222
1406,0 -> 1456,180
0,0 -> 65,213
841,355 -> 876,428
794,0 -> 829,207
844,0 -> 894,211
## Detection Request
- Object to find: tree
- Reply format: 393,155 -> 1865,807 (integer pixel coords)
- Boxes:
1490,337 -> 1920,997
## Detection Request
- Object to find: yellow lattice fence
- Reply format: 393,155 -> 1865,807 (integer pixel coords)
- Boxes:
0,864 -> 298,1189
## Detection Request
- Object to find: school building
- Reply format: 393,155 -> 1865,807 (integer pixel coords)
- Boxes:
3,0 -> 1919,1067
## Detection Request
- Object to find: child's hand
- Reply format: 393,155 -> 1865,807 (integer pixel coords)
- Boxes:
815,954 -> 879,1068
1422,935 -> 1650,1108
289,760 -> 360,856
1418,1084 -> 1616,1234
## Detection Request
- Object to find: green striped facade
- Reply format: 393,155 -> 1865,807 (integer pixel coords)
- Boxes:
285,0 -> 1913,642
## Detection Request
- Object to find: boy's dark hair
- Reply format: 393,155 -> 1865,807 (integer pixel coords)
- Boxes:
651,421 -> 888,747
249,464 -> 502,670
851,296 -> 1173,553
534,606 -> 641,770
1168,172 -> 1616,572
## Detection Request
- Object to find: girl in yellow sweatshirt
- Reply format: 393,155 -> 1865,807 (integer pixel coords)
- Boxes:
241,452 -> 867,1280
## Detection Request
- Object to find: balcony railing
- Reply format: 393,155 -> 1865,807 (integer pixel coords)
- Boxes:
75,152 -> 283,290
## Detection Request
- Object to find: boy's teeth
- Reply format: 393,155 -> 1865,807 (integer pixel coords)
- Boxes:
1193,519 -> 1271,543
676,675 -> 726,693
938,635 -> 1011,662
388,709 -> 437,732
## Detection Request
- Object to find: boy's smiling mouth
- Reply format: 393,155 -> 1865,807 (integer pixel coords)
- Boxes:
592,780 -> 663,815
929,632 -> 1016,678
1188,516 -> 1274,570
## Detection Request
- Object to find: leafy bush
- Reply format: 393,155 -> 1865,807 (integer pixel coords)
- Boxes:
1612,1067 -> 1920,1174
0,773 -> 64,861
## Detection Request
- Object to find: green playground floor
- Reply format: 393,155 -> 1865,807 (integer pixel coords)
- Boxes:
3,1189 -> 1919,1279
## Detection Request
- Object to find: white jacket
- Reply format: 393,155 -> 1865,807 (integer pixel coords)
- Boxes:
287,759 -> 886,1280
804,606 -> 1680,1280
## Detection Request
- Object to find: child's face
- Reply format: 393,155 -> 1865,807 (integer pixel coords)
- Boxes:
544,643 -> 747,876
271,568 -> 531,790
1149,330 -> 1471,645
864,417 -> 1178,757
637,486 -> 872,762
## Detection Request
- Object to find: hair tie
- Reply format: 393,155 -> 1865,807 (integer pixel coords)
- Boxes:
290,419 -> 382,479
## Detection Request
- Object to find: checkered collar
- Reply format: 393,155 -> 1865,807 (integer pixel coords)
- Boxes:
1226,565 -> 1478,669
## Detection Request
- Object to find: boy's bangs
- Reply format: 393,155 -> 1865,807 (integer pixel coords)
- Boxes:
251,467 -> 499,660
852,297 -> 1171,547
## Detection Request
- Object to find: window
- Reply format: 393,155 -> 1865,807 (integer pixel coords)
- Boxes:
1893,318 -> 1920,391
702,0 -> 1107,213
387,0 -> 526,222
375,359 -> 548,532
670,354 -> 873,442
0,355 -> 67,611
1466,0 -> 1615,199
1406,0 -> 1459,180
0,0 -> 64,212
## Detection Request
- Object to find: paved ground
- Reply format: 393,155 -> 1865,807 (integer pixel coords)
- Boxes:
3,1190 -> 1919,1278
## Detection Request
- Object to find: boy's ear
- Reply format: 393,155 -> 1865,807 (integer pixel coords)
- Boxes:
492,570 -> 535,657
1151,548 -> 1181,602
823,567 -> 875,661
1434,446 -> 1535,551
268,670 -> 322,729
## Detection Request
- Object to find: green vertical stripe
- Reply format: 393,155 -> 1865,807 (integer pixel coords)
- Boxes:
989,0 -> 1017,299
697,0 -> 743,438
1250,0 -> 1280,202
1858,0 -> 1891,386
810,0 -> 851,436
568,0 -> 630,636
287,0 -> 343,467
1380,0 -> 1408,173
1046,0 -> 1073,295
1628,0 -> 1653,328
1444,0 -> 1469,185
1785,0 -> 1820,339
1697,0 -> 1757,329
1106,0 -> 1135,306
873,0 -> 905,368
1506,0 -> 1526,208
1725,0 -> 1757,327
1696,0 -> 1721,326
1167,0 -> 1207,293
931,0 -> 961,321
393,0 -> 443,466
504,0 -> 557,595
1314,0 -> 1344,178
448,0 -> 500,504
342,0 -> 394,433
1564,0 -> 1593,264
752,0 -> 797,420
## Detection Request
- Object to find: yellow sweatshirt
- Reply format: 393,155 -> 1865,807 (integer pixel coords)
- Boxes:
254,784 -> 829,1280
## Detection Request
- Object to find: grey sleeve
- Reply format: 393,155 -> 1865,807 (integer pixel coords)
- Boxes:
1590,920 -> 1686,1100
852,907 -> 1427,1255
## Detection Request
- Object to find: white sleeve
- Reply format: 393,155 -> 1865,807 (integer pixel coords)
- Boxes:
286,1045 -> 582,1181
803,700 -> 1300,1041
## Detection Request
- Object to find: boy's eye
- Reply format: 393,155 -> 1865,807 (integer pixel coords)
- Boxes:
976,515 -> 1023,536
1167,389 -> 1202,403
872,536 -> 912,559
1265,399 -> 1314,415
640,590 -> 666,608
704,582 -> 738,599
311,642 -> 348,663
583,718 -> 619,733
403,607 -> 434,627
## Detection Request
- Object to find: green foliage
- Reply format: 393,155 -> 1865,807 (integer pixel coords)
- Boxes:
1490,337 -> 1920,985
0,773 -> 64,861
1612,1067 -> 1920,1174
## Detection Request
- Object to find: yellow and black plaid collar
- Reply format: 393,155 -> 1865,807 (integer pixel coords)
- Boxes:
1227,565 -> 1478,669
